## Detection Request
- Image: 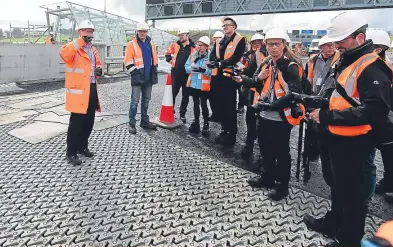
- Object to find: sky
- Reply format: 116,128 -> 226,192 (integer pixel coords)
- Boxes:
1,0 -> 392,32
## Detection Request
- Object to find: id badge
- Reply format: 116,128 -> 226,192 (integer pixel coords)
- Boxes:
198,73 -> 202,80
316,77 -> 322,86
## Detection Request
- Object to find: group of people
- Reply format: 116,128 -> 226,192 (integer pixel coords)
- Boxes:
59,11 -> 393,247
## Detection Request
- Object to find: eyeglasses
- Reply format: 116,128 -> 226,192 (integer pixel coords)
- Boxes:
266,42 -> 282,47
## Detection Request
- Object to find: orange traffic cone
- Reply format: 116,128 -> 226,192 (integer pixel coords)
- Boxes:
153,73 -> 184,129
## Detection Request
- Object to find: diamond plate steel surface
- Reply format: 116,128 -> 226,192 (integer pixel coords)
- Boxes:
0,112 -> 385,247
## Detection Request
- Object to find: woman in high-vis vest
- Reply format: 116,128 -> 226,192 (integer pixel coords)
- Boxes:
59,20 -> 103,166
308,12 -> 392,246
233,27 -> 304,201
184,36 -> 212,135
238,33 -> 267,158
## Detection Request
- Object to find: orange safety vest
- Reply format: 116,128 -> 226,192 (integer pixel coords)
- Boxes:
169,42 -> 196,68
328,53 -> 379,136
186,52 -> 211,92
124,38 -> 158,69
46,36 -> 54,44
250,51 -> 267,100
259,61 -> 305,126
59,38 -> 102,114
307,51 -> 340,85
211,33 -> 243,76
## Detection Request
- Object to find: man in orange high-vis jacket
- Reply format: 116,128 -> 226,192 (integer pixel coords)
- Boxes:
166,28 -> 196,123
307,12 -> 392,247
208,16 -> 246,146
124,21 -> 158,134
59,20 -> 103,166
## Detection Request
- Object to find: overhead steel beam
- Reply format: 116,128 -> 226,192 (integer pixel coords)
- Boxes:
145,0 -> 393,20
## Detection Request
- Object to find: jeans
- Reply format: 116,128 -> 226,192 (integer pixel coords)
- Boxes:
129,83 -> 152,125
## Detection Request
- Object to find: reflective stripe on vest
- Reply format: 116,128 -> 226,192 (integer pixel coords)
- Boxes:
260,62 -> 305,125
256,50 -> 265,68
328,53 -> 379,136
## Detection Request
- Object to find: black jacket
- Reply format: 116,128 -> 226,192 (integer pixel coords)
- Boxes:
319,40 -> 392,130
209,32 -> 246,70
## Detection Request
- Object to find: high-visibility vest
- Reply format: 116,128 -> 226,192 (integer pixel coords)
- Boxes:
328,53 -> 379,136
59,38 -> 102,114
260,61 -> 305,126
307,51 -> 340,85
186,52 -> 211,92
250,51 -> 267,101
45,36 -> 53,44
169,42 -> 196,68
124,38 -> 158,69
211,33 -> 243,76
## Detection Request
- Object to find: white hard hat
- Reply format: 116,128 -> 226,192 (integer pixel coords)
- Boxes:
221,16 -> 238,29
318,35 -> 334,47
198,36 -> 210,46
178,28 -> 190,35
366,28 -> 390,48
136,22 -> 149,31
251,33 -> 265,42
327,11 -> 368,42
49,31 -> 54,35
77,20 -> 95,31
265,27 -> 290,42
213,31 -> 224,38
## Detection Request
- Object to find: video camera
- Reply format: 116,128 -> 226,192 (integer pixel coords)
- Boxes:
291,92 -> 329,118
252,95 -> 304,119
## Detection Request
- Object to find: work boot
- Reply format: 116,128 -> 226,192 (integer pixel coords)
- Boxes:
247,176 -> 275,189
189,121 -> 200,134
79,148 -> 94,158
268,184 -> 289,201
201,122 -> 209,137
66,153 -> 82,165
303,211 -> 337,238
180,114 -> 186,123
215,131 -> 227,144
221,134 -> 236,146
375,178 -> 393,194
385,193 -> 393,204
140,121 -> 157,130
129,123 -> 137,134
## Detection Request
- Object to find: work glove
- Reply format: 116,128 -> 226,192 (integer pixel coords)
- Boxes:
82,36 -> 93,44
95,67 -> 103,76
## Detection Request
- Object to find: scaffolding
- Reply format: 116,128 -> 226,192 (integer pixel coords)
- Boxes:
39,1 -> 177,50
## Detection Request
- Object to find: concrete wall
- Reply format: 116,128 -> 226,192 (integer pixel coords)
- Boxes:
0,44 -> 107,85
0,44 -> 64,84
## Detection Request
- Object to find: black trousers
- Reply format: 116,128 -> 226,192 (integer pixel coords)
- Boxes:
209,76 -> 220,118
380,145 -> 393,185
237,88 -> 246,109
317,130 -> 333,187
217,77 -> 238,134
66,83 -> 98,155
171,69 -> 189,116
328,134 -> 375,246
190,88 -> 209,123
245,106 -> 257,148
257,118 -> 292,187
